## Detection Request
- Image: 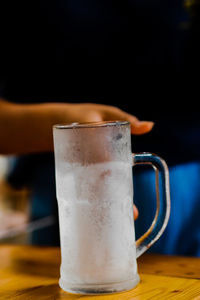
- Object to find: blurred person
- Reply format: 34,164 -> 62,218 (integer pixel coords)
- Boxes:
0,0 -> 200,255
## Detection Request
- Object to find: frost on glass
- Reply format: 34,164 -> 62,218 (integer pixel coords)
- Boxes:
53,122 -> 139,293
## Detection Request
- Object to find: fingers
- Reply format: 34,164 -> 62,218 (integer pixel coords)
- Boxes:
130,120 -> 154,135
76,104 -> 154,135
133,205 -> 139,220
103,106 -> 154,135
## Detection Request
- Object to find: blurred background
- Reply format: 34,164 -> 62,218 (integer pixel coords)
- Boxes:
0,155 -> 54,245
0,0 -> 200,255
0,155 -> 30,244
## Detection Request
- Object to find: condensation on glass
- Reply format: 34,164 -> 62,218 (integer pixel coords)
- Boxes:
53,121 -> 170,295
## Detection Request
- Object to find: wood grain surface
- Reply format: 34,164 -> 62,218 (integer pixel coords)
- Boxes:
0,245 -> 200,299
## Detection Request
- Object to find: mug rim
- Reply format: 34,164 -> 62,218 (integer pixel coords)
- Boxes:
53,120 -> 130,129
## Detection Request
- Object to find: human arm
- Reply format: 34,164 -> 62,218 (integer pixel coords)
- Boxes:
0,99 -> 154,219
0,99 -> 154,155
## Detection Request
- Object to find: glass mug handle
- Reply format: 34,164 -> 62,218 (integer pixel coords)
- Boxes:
133,152 -> 171,258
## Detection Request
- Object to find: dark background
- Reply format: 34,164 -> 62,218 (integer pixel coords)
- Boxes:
1,0 -> 200,165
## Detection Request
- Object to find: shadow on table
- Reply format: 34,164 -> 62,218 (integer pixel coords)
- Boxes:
5,284 -> 82,299
12,257 -> 60,278
14,284 -> 128,299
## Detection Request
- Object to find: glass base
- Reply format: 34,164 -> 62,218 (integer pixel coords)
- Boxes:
59,275 -> 140,295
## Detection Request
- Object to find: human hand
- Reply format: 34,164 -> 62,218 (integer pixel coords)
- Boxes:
134,205 -> 139,220
0,100 -> 154,155
60,103 -> 154,135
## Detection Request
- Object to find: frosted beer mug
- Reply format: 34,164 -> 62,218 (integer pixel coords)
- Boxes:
53,121 -> 170,295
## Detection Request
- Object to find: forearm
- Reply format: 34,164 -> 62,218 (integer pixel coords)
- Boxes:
0,99 -> 66,155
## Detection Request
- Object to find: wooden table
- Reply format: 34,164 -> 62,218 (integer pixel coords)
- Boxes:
0,245 -> 200,299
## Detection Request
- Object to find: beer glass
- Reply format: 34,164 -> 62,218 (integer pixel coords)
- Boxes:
53,121 -> 170,295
